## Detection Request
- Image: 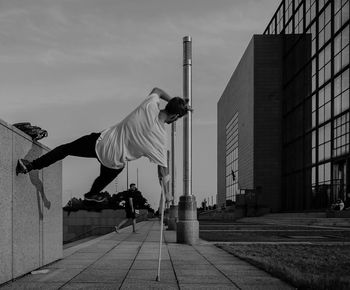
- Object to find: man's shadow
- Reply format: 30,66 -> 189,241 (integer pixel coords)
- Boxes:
24,143 -> 51,220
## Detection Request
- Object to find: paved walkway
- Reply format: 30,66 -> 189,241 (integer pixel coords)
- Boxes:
1,220 -> 294,290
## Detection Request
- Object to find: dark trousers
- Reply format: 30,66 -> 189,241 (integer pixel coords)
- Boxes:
31,133 -> 123,194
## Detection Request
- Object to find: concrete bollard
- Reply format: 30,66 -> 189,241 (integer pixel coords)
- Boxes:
163,208 -> 169,226
176,195 -> 199,244
167,205 -> 178,231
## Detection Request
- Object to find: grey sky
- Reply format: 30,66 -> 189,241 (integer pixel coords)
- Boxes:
0,0 -> 280,208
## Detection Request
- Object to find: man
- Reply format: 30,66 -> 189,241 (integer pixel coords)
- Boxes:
115,183 -> 139,233
16,87 -> 191,202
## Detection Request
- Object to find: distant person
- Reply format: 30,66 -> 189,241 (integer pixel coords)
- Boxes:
16,88 -> 191,202
115,183 -> 139,233
331,199 -> 345,211
344,193 -> 350,210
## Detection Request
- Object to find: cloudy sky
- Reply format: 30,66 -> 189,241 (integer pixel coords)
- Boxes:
0,0 -> 280,209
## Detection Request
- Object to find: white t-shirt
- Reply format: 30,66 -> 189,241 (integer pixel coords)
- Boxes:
95,93 -> 167,169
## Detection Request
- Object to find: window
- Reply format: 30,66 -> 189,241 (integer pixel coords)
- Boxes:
312,166 -> 316,185
318,0 -> 327,11
334,69 -> 350,116
318,43 -> 331,87
305,0 -> 317,28
312,129 -> 317,164
318,122 -> 331,161
318,4 -> 332,49
334,26 -> 349,75
307,22 -> 317,58
285,0 -> 294,24
318,162 -> 331,186
312,93 -> 317,128
294,4 -> 304,34
269,18 -> 276,34
318,83 -> 332,125
225,113 -> 239,201
277,4 -> 284,33
286,19 -> 294,34
335,0 -> 349,33
333,113 -> 350,157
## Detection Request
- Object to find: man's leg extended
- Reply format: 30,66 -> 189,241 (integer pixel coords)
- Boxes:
16,133 -> 100,175
132,218 -> 136,233
85,164 -> 123,201
115,218 -> 129,233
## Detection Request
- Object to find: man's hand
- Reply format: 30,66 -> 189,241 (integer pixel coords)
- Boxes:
185,103 -> 193,113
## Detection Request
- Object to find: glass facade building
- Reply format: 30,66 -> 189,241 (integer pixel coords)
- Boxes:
264,0 -> 349,210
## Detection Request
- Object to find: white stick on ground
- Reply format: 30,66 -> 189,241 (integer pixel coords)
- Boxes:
156,187 -> 165,282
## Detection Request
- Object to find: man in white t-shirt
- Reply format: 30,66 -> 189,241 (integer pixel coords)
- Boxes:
16,88 -> 191,203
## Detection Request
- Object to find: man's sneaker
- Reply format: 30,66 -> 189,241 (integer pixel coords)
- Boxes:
84,193 -> 106,203
114,226 -> 120,233
16,159 -> 32,175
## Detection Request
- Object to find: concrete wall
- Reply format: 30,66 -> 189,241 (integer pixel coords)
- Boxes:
217,37 -> 255,208
253,35 -> 283,212
0,118 -> 62,285
63,209 -> 148,243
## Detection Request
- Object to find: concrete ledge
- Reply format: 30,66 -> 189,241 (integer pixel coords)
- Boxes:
63,209 -> 149,243
326,210 -> 350,218
0,118 -> 62,285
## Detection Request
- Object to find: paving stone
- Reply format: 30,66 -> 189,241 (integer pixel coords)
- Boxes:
226,269 -> 273,278
172,259 -> 210,265
47,259 -> 95,269
131,260 -> 173,270
175,265 -> 218,274
76,246 -> 114,253
91,258 -> 133,269
14,268 -> 83,282
70,268 -> 128,283
180,283 -> 239,290
237,280 -> 295,290
137,254 -> 170,260
0,282 -> 63,290
172,264 -> 214,271
61,282 -> 122,289
104,254 -> 137,260
120,280 -> 178,289
215,264 -> 258,272
126,269 -> 177,282
68,252 -> 103,259
176,272 -> 232,285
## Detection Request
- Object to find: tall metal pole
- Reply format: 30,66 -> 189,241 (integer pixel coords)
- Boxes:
183,36 -> 192,197
176,36 -> 199,244
126,161 -> 129,189
171,122 -> 176,205
137,168 -> 139,188
168,122 -> 178,231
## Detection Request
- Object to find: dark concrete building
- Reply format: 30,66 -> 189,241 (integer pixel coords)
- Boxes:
217,0 -> 349,212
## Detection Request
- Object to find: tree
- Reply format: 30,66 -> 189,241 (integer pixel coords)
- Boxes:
63,189 -> 154,212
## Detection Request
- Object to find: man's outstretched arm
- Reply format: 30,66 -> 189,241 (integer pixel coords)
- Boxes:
157,165 -> 170,185
151,87 -> 172,102
157,165 -> 172,202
